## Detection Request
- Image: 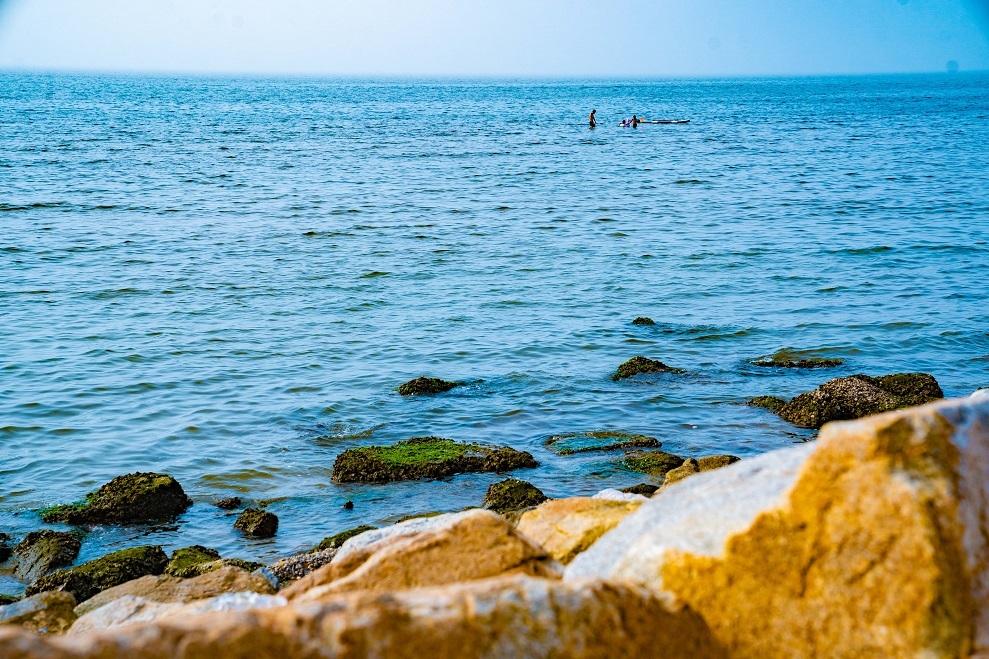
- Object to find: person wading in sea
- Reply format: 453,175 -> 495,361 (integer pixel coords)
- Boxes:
631,114 -> 639,128
589,109 -> 596,128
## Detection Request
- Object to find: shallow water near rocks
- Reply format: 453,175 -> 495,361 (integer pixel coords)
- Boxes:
2,73 -> 988,595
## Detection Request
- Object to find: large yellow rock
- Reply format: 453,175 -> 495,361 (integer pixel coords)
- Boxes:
0,591 -> 76,634
567,396 -> 989,657
516,497 -> 642,564
282,509 -> 560,601
0,575 -> 724,658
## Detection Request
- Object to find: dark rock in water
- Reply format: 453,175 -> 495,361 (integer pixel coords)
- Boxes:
332,436 -> 538,483
0,532 -> 11,564
546,431 -> 661,456
750,349 -> 844,369
612,356 -> 686,381
483,478 -> 548,514
623,450 -> 686,478
312,525 -> 377,553
631,317 -> 656,326
214,497 -> 242,510
697,455 -> 741,471
620,483 -> 660,496
855,373 -> 943,407
10,531 -> 82,583
234,508 -> 279,538
26,545 -> 168,603
343,500 -> 354,510
397,377 -> 460,396
165,546 -> 221,578
40,472 -> 192,525
747,396 -> 787,413
0,595 -> 19,606
220,558 -> 264,572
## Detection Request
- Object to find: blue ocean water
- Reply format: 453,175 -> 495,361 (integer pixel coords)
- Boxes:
1,73 -> 988,591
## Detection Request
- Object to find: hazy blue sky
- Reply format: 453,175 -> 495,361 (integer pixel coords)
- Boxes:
0,0 -> 986,76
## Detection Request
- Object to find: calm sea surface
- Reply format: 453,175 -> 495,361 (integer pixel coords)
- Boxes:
2,73 -> 988,592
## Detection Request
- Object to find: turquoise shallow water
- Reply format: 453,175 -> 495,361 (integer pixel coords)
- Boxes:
1,73 -> 988,593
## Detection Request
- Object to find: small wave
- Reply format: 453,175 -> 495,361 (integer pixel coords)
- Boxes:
0,201 -> 67,212
675,179 -> 705,185
359,271 -> 390,279
827,246 -> 893,255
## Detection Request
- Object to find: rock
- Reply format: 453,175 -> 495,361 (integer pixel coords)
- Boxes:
253,568 -> 278,591
973,388 -> 989,400
70,592 -> 287,635
213,497 -> 241,510
0,576 -> 724,658
0,591 -> 76,634
612,356 -> 685,381
41,473 -> 192,525
282,509 -> 560,602
623,449 -> 685,477
342,500 -> 354,509
746,395 -> 786,412
662,458 -> 700,486
234,509 -> 278,538
620,483 -> 659,496
332,436 -> 538,483
312,525 -> 377,553
269,550 -> 336,584
482,478 -> 547,514
396,376 -> 460,396
0,596 -> 18,606
750,348 -> 843,368
697,455 -> 740,470
591,489 -> 647,502
567,395 -> 989,657
74,565 -> 278,617
631,316 -> 655,325
9,531 -> 81,583
164,546 -> 221,578
517,498 -> 643,565
0,533 -> 11,564
26,546 -> 168,603
546,431 -> 661,455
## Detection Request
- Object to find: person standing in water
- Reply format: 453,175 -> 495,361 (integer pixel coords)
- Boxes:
589,109 -> 597,128
631,115 -> 639,128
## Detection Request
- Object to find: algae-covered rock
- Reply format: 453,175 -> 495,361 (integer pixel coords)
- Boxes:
612,356 -> 685,381
663,458 -> 700,486
269,550 -> 337,584
397,377 -> 460,396
546,431 -> 661,456
623,450 -> 685,478
234,509 -> 278,538
620,483 -> 659,496
165,546 -> 221,578
26,545 -> 168,603
856,372 -> 943,407
747,395 -> 786,412
0,596 -> 18,606
312,525 -> 377,553
0,533 -> 11,564
214,497 -> 242,510
332,436 -> 538,483
483,478 -> 548,514
631,316 -> 655,325
0,590 -> 76,634
41,472 -> 192,525
697,455 -> 740,471
750,348 -> 844,369
9,531 -> 81,583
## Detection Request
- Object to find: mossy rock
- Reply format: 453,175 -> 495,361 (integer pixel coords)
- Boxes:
214,497 -> 242,510
332,436 -> 538,483
631,317 -> 656,326
612,356 -> 686,381
10,531 -> 82,583
165,546 -> 221,578
0,594 -> 20,605
312,525 -> 377,553
234,508 -> 278,538
747,396 -> 787,413
623,450 -> 685,478
40,472 -> 192,525
397,511 -> 446,523
26,545 -> 167,603
750,349 -> 844,369
697,455 -> 741,470
0,532 -> 11,564
219,558 -> 264,572
855,373 -> 943,407
546,431 -> 661,456
483,478 -> 548,514
620,483 -> 659,496
397,377 -> 461,396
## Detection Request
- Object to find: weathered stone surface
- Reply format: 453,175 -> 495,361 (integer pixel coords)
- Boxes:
164,545 -> 221,578
750,348 -> 843,369
397,376 -> 460,396
9,531 -> 81,583
482,478 -> 547,514
623,449 -> 685,477
74,565 -> 277,617
268,549 -> 336,584
517,498 -> 642,565
746,395 -> 786,412
213,497 -> 242,510
631,316 -> 655,325
546,431 -> 661,455
312,525 -> 377,552
620,483 -> 659,496
568,396 -> 989,657
41,473 -> 192,525
0,591 -> 76,634
663,458 -> 700,486
696,455 -> 740,471
234,508 -> 278,538
282,509 -> 560,602
591,489 -> 647,502
612,355 -> 685,381
26,546 -> 168,603
0,576 -> 724,658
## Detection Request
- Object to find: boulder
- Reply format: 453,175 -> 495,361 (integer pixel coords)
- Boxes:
482,478 -> 547,514
567,395 -> 989,657
268,549 -> 336,584
9,531 -> 81,583
74,566 -> 277,617
164,546 -> 221,578
41,473 -> 192,525
620,483 -> 659,496
0,591 -> 76,634
0,576 -> 724,658
545,431 -> 661,455
612,356 -> 685,381
397,377 -> 460,396
746,395 -> 786,412
213,497 -> 242,510
311,525 -> 377,552
26,546 -> 167,603
663,455 -> 741,488
631,316 -> 656,325
234,509 -> 278,538
332,436 -> 537,483
281,509 -> 560,602
517,498 -> 642,565
697,455 -> 740,471
623,449 -> 685,477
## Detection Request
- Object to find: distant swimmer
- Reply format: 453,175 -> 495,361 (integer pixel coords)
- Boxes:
589,109 -> 597,128
632,115 -> 639,128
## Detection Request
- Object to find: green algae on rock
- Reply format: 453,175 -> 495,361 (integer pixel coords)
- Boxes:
26,545 -> 168,603
234,508 -> 279,538
397,377 -> 461,396
612,356 -> 686,381
623,450 -> 686,478
165,546 -> 222,578
747,395 -> 787,413
9,531 -> 82,583
312,525 -> 377,553
0,595 -> 19,606
631,317 -> 656,325
40,472 -> 192,525
546,431 -> 661,456
483,478 -> 548,515
750,348 -> 844,369
332,436 -> 538,483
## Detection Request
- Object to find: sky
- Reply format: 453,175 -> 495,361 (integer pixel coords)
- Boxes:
0,0 -> 986,77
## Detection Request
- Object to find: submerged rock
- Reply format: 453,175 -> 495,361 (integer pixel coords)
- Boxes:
517,498 -> 642,565
750,348 -> 844,369
482,478 -> 548,514
26,545 -> 168,603
332,436 -> 538,483
747,395 -> 786,412
214,497 -> 242,510
620,483 -> 660,496
9,531 -> 82,583
41,472 -> 192,525
612,356 -> 685,381
546,431 -> 661,455
622,450 -> 685,478
631,316 -> 655,325
312,525 -> 378,553
396,377 -> 460,396
234,509 -> 279,538
164,546 -> 221,578
0,591 -> 76,635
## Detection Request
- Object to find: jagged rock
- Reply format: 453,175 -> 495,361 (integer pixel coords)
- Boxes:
482,478 -> 547,514
41,473 -> 192,525
74,565 -> 277,617
517,498 -> 642,565
623,449 -> 685,477
332,436 -> 537,483
567,396 -> 989,657
397,377 -> 460,396
9,531 -> 81,583
620,483 -> 659,496
234,509 -> 278,538
631,316 -> 655,325
612,356 -> 685,381
282,510 -> 560,602
213,497 -> 242,510
312,525 -> 377,552
0,591 -> 76,634
747,395 -> 786,412
663,458 -> 700,486
26,546 -> 167,603
269,550 -> 336,584
164,546 -> 221,578
546,431 -> 661,455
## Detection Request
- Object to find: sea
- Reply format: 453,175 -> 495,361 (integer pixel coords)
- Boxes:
1,72 -> 988,594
